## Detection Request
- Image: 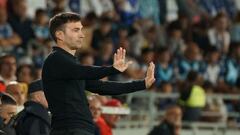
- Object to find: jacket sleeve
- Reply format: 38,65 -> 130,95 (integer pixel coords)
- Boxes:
24,118 -> 49,135
85,80 -> 146,95
43,53 -> 120,80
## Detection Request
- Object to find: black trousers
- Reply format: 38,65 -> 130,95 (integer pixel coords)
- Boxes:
50,128 -> 94,135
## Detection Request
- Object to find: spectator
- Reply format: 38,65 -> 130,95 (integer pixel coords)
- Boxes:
32,9 -> 49,42
155,82 -> 177,110
6,81 -> 26,112
0,93 -> 17,125
91,17 -> 113,51
141,25 -> 159,51
221,43 -> 240,86
0,7 -> 21,54
203,46 -> 224,85
15,80 -> 50,135
230,12 -> 240,42
139,48 -> 155,73
177,42 -> 203,80
81,12 -> 98,52
0,54 -> 17,86
148,105 -> 182,135
191,18 -> 211,52
0,92 -> 17,135
16,64 -> 34,84
166,20 -> 186,57
178,71 -> 206,122
208,12 -> 230,54
88,96 -> 102,135
94,39 -> 114,66
96,99 -> 123,135
8,0 -> 34,53
155,47 -> 175,87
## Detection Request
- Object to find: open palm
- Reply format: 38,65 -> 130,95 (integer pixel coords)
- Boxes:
145,62 -> 156,89
113,47 -> 132,72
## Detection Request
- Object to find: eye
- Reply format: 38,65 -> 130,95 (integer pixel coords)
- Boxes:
73,28 -> 80,32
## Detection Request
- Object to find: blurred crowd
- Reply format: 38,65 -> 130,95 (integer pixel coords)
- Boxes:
0,0 -> 240,133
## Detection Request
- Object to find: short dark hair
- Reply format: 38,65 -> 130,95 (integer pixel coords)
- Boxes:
0,54 -> 16,71
49,12 -> 81,42
35,8 -> 46,17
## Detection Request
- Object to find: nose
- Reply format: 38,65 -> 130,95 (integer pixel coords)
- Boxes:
80,31 -> 85,38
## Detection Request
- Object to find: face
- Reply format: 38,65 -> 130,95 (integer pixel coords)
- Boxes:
162,83 -> 173,93
7,84 -> 26,106
13,0 -> 27,18
216,17 -> 228,31
0,104 -> 17,124
210,52 -> 219,63
160,51 -> 170,63
17,66 -> 33,84
100,22 -> 112,34
57,22 -> 85,50
0,56 -> 17,78
89,100 -> 102,121
172,30 -> 182,39
165,107 -> 182,126
186,44 -> 200,61
37,14 -> 49,26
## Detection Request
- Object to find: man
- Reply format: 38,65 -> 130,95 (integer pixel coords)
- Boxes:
0,92 -> 17,135
88,96 -> 102,135
8,0 -> 34,50
96,99 -> 125,135
42,12 -> 155,135
148,105 -> 182,135
0,54 -> 17,86
6,81 -> 26,107
178,71 -> 206,122
15,79 -> 50,135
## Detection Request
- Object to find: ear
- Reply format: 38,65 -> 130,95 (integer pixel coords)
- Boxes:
55,30 -> 64,41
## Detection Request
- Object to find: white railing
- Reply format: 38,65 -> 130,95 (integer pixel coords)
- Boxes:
113,91 -> 240,135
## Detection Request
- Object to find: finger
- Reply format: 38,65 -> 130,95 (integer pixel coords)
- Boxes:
122,49 -> 126,60
127,61 -> 133,66
120,47 -> 123,59
114,53 -> 117,62
148,62 -> 155,77
117,49 -> 120,60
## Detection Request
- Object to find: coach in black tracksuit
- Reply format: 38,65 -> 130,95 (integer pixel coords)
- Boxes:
17,80 -> 50,135
42,12 -> 156,135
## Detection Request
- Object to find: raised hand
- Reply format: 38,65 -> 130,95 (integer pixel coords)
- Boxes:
113,47 -> 132,72
145,62 -> 156,89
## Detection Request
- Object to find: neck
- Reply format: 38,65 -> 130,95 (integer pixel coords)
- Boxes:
57,42 -> 76,56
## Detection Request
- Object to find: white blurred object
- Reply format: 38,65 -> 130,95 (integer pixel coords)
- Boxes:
166,0 -> 178,22
26,0 -> 46,18
101,106 -> 130,115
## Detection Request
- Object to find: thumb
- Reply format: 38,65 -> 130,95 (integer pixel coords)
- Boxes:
126,61 -> 133,66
